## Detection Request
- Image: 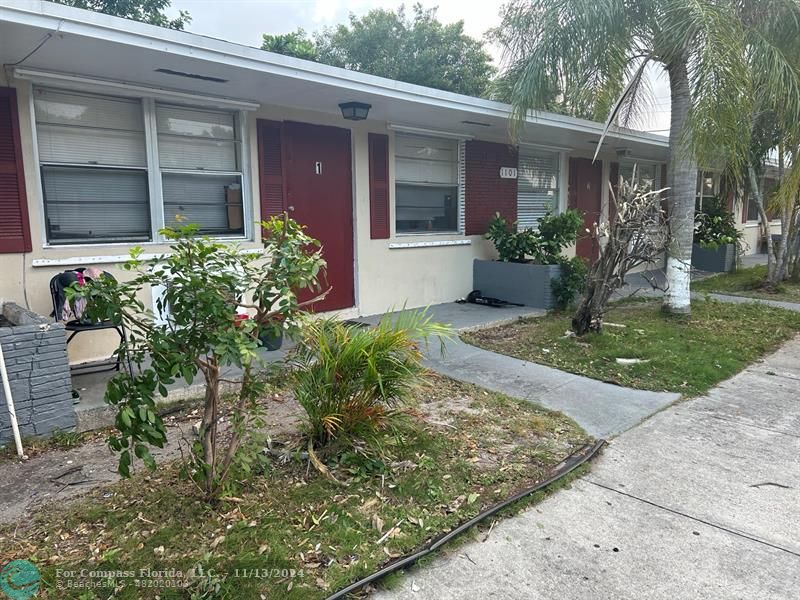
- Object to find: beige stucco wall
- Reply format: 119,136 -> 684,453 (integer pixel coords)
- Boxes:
732,191 -> 782,256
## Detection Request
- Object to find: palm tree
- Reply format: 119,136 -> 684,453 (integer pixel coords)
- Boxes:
496,0 -> 800,314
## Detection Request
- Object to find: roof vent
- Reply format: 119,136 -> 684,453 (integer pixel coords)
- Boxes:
155,68 -> 228,83
461,120 -> 492,127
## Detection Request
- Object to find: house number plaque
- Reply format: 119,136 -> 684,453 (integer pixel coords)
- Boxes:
499,167 -> 517,179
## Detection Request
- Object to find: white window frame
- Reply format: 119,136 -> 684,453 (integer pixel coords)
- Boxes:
392,132 -> 465,237
30,84 -> 253,248
696,170 -> 719,211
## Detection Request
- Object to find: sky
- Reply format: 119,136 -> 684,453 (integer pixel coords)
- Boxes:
166,0 -> 671,133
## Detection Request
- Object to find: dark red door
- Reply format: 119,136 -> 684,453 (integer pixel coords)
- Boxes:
568,157 -> 603,262
284,121 -> 354,312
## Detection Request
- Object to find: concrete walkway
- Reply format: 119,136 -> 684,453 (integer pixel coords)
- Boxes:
361,303 -> 680,439
426,338 -> 678,439
702,292 -> 800,312
376,336 -> 800,600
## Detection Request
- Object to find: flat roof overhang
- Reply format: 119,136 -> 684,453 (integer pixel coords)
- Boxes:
0,1 -> 669,162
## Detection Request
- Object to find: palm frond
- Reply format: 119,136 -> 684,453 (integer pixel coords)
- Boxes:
499,0 -> 639,137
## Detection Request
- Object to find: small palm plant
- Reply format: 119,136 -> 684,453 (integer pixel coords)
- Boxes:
290,309 -> 451,470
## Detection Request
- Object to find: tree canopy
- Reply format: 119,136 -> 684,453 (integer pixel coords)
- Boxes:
261,28 -> 319,62
261,4 -> 495,97
52,0 -> 190,30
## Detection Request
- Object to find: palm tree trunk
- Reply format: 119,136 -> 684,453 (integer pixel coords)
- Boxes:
749,165 -> 776,284
663,59 -> 697,314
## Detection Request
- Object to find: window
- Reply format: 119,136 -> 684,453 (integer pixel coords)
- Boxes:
156,104 -> 243,234
395,134 -> 459,233
34,87 -> 247,245
35,89 -> 151,243
619,161 -> 658,189
695,171 -> 718,211
517,149 -> 559,229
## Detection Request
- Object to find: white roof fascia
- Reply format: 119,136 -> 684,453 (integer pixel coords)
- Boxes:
13,67 -> 260,110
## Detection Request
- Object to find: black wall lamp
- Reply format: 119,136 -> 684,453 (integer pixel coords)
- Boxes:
339,101 -> 371,121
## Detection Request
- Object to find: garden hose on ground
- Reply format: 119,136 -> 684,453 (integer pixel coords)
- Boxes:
324,439 -> 607,600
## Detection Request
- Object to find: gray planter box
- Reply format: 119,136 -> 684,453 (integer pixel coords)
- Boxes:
692,243 -> 736,273
473,259 -> 562,308
0,302 -> 75,444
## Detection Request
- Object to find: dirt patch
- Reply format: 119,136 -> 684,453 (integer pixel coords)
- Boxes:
0,373 -> 582,529
0,373 -> 589,600
0,395 -> 303,525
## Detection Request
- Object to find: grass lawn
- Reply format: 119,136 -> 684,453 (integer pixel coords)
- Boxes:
693,265 -> 800,304
0,375 -> 588,599
463,298 -> 800,397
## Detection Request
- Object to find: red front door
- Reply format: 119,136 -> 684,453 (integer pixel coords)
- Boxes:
283,121 -> 354,312
568,157 -> 603,262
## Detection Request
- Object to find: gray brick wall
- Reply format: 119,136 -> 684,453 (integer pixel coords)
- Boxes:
0,302 -> 75,443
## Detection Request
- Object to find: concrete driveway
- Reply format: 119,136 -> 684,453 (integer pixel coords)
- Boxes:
376,337 -> 800,600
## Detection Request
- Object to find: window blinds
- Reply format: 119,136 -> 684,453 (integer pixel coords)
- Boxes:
156,103 -> 243,235
34,88 -> 150,243
395,134 -> 458,185
41,166 -> 150,242
517,149 -> 559,229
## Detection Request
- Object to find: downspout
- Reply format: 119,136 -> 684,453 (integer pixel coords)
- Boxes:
0,341 -> 24,458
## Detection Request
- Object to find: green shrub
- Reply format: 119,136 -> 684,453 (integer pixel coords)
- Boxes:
694,196 -> 741,249
552,256 -> 588,308
290,309 -> 451,451
485,209 -> 583,264
70,215 -> 325,500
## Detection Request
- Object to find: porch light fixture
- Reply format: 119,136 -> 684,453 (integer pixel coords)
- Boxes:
339,101 -> 371,121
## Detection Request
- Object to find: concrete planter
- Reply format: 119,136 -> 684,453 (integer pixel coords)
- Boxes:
473,259 -> 562,308
692,243 -> 736,273
0,302 -> 75,444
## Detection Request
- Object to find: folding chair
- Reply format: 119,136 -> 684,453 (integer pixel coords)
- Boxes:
49,268 -> 126,375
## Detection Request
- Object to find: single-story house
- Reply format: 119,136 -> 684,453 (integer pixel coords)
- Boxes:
0,1 -> 771,366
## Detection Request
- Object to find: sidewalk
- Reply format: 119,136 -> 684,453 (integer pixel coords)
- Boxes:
376,336 -> 800,600
361,303 -> 680,439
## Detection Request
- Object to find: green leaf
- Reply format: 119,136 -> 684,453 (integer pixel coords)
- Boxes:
119,449 -> 131,478
120,407 -> 133,429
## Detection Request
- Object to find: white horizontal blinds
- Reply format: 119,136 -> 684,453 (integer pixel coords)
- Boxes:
395,134 -> 458,185
162,174 -> 242,230
42,167 -> 150,243
156,104 -> 239,171
34,87 -> 151,243
517,148 -> 559,230
156,103 -> 244,234
35,88 -> 146,167
458,140 -> 466,234
395,134 -> 459,233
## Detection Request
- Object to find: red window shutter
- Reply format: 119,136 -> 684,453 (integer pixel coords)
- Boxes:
609,161 -> 620,222
368,133 -> 390,239
464,141 -> 517,235
257,119 -> 285,221
0,87 -> 31,254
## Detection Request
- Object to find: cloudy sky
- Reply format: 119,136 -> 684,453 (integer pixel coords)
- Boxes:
166,0 -> 671,133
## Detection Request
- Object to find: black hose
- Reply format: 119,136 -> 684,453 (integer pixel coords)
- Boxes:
324,439 -> 606,600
